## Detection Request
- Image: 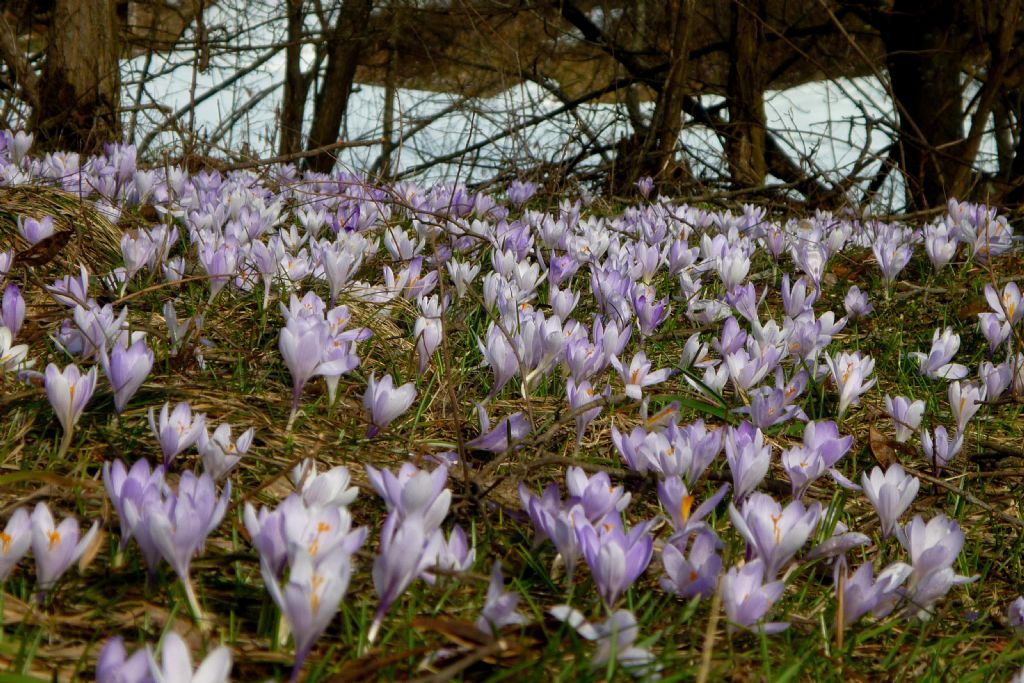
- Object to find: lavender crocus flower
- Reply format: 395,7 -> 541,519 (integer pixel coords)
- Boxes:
721,558 -> 788,633
657,475 -> 728,541
611,351 -> 671,402
363,373 -> 416,438
550,606 -> 659,678
841,562 -> 913,627
291,460 -> 359,508
898,514 -> 978,620
148,401 -> 206,466
724,422 -> 771,503
366,463 -> 451,530
103,458 -> 166,551
16,215 -> 55,245
574,514 -> 655,608
518,485 -> 583,580
984,281 -> 1024,326
1008,596 -> 1024,631
198,423 -> 254,481
1,283 -> 24,337
921,425 -> 963,473
262,548 -> 354,681
30,502 -> 98,594
479,324 -> 519,396
145,472 -> 231,619
884,395 -> 925,443
948,381 -> 984,435
475,560 -> 528,636
978,312 -> 1011,353
147,631 -> 232,683
0,508 -> 30,581
661,531 -> 721,599
825,350 -> 876,417
369,513 -> 443,643
96,636 -> 155,683
729,492 -> 821,579
279,317 -> 329,427
464,404 -> 531,454
566,378 -> 608,445
44,362 -> 98,457
908,327 -> 968,380
861,464 -> 919,539
100,338 -> 154,414
844,285 -> 873,320
0,325 -> 31,373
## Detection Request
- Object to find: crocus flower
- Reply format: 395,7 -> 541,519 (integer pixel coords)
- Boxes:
145,472 -> 230,620
574,515 -> 655,608
657,475 -> 728,541
566,378 -> 608,445
30,502 -> 98,594
611,351 -> 671,401
1,283 -> 24,337
100,338 -> 154,414
724,422 -> 771,503
475,560 -> 528,636
279,317 -> 329,427
148,401 -> 206,467
0,508 -> 31,581
844,285 -> 873,320
978,312 -> 1011,353
369,513 -> 443,643
908,327 -> 968,380
103,458 -> 166,551
840,561 -> 913,627
291,460 -> 358,508
948,381 -> 984,435
921,425 -> 963,473
464,404 -> 531,454
825,350 -> 876,417
721,558 -> 788,633
96,636 -> 155,683
984,281 -> 1023,326
549,606 -> 659,678
565,466 -> 631,523
16,215 -> 55,245
884,395 -> 925,443
262,547 -> 354,681
861,464 -> 919,539
898,514 -> 978,620
44,362 -> 98,457
0,325 -> 31,373
365,463 -> 451,530
661,531 -> 722,599
147,631 -> 232,683
729,493 -> 821,579
1008,596 -> 1024,631
363,373 -> 416,438
198,423 -> 254,481
519,486 -> 584,580
478,324 -> 519,396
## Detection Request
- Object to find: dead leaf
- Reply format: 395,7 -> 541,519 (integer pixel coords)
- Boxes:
868,424 -> 897,468
13,229 -> 73,267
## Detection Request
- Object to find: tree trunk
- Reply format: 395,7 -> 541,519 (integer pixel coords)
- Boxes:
878,0 -> 964,209
34,0 -> 121,153
304,0 -> 374,175
725,0 -> 766,187
279,0 -> 311,156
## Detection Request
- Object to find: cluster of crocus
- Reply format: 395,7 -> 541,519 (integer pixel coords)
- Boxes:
0,503 -> 98,599
96,631 -> 232,683
104,458 -> 230,620
245,459 -> 365,679
278,291 -> 371,427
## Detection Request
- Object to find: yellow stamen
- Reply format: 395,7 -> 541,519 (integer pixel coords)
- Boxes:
47,530 -> 61,551
0,531 -> 10,554
681,495 -> 694,523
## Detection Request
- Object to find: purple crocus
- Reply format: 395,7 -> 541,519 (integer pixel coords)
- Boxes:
279,317 -> 329,428
0,508 -> 31,581
147,631 -> 232,683
729,492 -> 821,579
96,636 -> 155,683
198,423 -> 254,481
566,378 -> 608,445
262,547 -> 354,681
464,404 -> 531,454
908,327 -> 968,380
1,283 -> 24,337
841,561 -> 913,627
861,464 -> 919,539
574,514 -> 655,608
844,285 -> 873,320
30,502 -> 98,594
148,401 -> 206,467
724,422 -> 771,503
1008,596 -> 1024,631
921,425 -> 963,473
825,350 -> 876,417
550,606 -> 659,678
144,472 -> 231,620
475,560 -> 528,636
102,458 -> 166,551
721,558 -> 788,633
365,463 -> 451,530
44,362 -> 98,458
948,381 -> 984,435
100,338 -> 154,414
898,514 -> 978,620
369,513 -> 443,643
611,351 -> 671,401
884,395 -> 925,443
291,460 -> 359,509
363,373 -> 416,438
657,475 -> 728,541
661,531 -> 722,599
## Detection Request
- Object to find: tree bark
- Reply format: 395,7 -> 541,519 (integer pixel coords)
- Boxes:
279,0 -> 311,156
34,0 -> 121,153
725,0 -> 766,187
876,0 -> 964,209
303,0 -> 374,175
